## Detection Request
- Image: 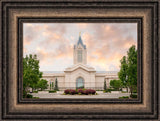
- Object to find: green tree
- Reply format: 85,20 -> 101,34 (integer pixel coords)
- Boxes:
50,82 -> 51,90
23,54 -> 42,98
110,79 -> 122,91
104,80 -> 107,90
52,82 -> 54,90
127,45 -> 137,96
118,45 -> 137,96
118,56 -> 128,91
37,79 -> 48,91
54,78 -> 59,91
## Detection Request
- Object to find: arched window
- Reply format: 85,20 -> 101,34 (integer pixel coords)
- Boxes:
76,77 -> 84,89
77,50 -> 82,62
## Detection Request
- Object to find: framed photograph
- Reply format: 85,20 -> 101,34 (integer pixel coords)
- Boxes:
1,0 -> 159,120
23,22 -> 138,100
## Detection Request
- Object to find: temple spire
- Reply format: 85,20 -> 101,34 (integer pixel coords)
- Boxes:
77,32 -> 86,49
73,32 -> 87,64
79,32 -> 81,37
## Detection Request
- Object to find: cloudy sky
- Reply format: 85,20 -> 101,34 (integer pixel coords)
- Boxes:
23,23 -> 137,71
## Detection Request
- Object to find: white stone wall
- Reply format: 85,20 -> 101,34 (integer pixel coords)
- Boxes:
42,71 -> 119,90
42,74 -> 65,90
56,76 -> 65,90
95,76 -> 105,90
65,68 -> 96,89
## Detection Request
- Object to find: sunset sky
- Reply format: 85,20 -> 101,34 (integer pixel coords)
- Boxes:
23,23 -> 137,71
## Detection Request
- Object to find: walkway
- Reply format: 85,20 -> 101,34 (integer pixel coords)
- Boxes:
30,91 -> 130,98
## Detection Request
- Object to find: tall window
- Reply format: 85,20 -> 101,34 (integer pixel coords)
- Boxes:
76,77 -> 84,89
77,50 -> 82,62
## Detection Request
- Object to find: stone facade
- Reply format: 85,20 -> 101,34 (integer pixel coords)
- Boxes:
42,34 -> 118,90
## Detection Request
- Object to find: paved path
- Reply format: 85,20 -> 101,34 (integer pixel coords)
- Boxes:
30,92 -> 130,98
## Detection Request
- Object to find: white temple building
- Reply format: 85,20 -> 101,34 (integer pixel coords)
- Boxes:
42,34 -> 118,90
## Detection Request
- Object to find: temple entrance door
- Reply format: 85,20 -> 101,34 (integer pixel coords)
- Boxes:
76,77 -> 84,89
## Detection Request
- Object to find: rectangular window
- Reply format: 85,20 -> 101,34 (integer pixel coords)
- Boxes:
78,50 -> 82,62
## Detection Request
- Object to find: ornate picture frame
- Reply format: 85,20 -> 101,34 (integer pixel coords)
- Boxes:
0,0 -> 159,120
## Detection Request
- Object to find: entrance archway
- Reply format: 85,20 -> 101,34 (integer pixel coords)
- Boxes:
76,77 -> 84,89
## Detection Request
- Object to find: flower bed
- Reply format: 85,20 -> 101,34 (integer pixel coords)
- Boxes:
64,89 -> 96,95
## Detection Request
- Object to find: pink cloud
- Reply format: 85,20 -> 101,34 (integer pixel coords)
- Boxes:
23,23 -> 137,71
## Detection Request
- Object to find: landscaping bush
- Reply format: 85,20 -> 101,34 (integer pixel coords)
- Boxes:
77,89 -> 84,94
88,89 -> 96,94
83,89 -> 89,95
103,88 -> 117,93
75,89 -> 78,94
130,94 -> 137,98
91,89 -> 96,94
70,89 -> 76,95
64,89 -> 70,94
64,89 -> 96,95
26,94 -> 33,98
49,90 -> 57,93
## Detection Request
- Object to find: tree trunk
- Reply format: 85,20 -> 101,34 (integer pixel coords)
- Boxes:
130,86 -> 133,97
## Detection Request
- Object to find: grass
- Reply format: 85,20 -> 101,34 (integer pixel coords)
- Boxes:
33,90 -> 38,93
103,88 -> 118,93
121,91 -> 127,93
119,96 -> 129,99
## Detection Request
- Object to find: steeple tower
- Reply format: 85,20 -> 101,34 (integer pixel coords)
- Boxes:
73,33 -> 87,65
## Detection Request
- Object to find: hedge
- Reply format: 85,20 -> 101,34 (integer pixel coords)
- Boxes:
49,90 -> 57,93
103,88 -> 117,93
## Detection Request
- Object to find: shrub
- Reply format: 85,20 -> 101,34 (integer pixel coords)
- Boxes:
103,88 -> 117,93
130,94 -> 137,98
91,89 -> 96,94
54,78 -> 59,91
104,80 -> 107,90
110,79 -> 122,91
64,89 -> 70,94
88,89 -> 96,94
77,89 -> 84,94
26,94 -> 33,98
75,90 -> 78,94
49,90 -> 57,93
64,89 -> 96,95
70,89 -> 76,95
83,89 -> 89,95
